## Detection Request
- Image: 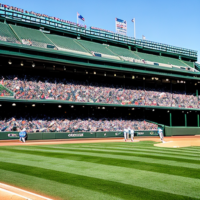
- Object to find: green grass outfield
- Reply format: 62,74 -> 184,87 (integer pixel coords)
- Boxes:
0,141 -> 200,200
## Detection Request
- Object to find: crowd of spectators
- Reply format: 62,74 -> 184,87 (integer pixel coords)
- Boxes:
0,89 -> 11,96
0,116 -> 157,133
0,74 -> 198,108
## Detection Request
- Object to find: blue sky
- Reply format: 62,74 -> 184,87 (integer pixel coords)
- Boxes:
1,0 -> 200,61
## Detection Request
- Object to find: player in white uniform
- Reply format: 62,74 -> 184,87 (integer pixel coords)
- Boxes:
124,128 -> 128,141
130,128 -> 134,142
158,128 -> 164,142
127,127 -> 134,142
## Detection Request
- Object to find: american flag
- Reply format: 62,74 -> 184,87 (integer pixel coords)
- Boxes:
131,18 -> 135,23
77,12 -> 85,21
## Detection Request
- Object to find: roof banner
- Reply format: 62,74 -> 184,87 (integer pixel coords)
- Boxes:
115,18 -> 127,35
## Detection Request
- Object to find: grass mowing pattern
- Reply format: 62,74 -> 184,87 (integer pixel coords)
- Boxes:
0,141 -> 200,200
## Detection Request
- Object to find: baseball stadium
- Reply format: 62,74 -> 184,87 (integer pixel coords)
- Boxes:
0,2 -> 200,200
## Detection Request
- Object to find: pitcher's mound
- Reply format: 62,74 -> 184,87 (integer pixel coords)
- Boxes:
154,139 -> 200,148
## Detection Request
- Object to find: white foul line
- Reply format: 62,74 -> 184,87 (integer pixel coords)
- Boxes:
0,183 -> 53,200
0,187 -> 31,200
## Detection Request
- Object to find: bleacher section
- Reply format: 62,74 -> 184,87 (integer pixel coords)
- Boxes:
10,24 -> 54,49
46,34 -> 91,56
0,22 -> 20,44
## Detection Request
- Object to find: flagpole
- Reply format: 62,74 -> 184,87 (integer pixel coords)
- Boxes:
77,12 -> 78,24
134,18 -> 136,39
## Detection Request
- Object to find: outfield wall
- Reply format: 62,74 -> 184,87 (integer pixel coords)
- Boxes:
0,130 -> 158,140
165,127 -> 200,136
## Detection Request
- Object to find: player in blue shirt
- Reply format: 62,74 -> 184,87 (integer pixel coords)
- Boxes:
19,128 -> 27,143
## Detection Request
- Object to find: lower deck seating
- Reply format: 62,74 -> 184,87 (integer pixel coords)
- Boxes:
0,116 -> 157,132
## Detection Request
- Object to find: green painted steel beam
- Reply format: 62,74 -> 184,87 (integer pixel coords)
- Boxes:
170,113 -> 172,127
1,97 -> 200,111
185,114 -> 187,127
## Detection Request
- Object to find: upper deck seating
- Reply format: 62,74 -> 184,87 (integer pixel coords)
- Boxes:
10,24 -> 54,49
182,61 -> 194,68
46,34 -> 90,55
0,23 -> 195,70
0,22 -> 20,44
77,40 -> 116,56
135,51 -> 189,67
108,46 -> 139,59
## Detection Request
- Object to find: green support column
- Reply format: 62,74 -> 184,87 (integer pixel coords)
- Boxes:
196,89 -> 198,97
170,81 -> 172,107
197,114 -> 199,127
170,113 -> 172,127
185,114 -> 187,127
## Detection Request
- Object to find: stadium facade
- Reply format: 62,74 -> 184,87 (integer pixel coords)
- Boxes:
0,4 -> 200,139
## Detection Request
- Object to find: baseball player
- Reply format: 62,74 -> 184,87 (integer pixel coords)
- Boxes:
130,128 -> 134,142
19,128 -> 27,143
158,127 -> 164,143
124,128 -> 128,141
128,127 -> 134,142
